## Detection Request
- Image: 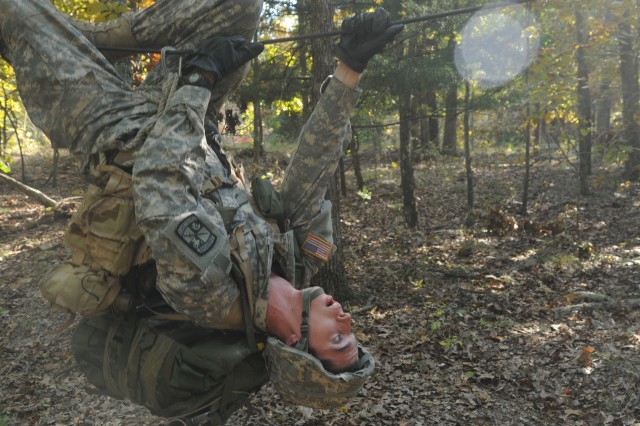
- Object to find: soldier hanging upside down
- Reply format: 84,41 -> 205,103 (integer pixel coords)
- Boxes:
1,0 -> 403,418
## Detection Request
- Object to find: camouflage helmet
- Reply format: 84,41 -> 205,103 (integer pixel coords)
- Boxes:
264,288 -> 375,409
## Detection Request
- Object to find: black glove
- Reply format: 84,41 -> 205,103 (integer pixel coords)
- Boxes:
333,8 -> 404,73
184,35 -> 264,87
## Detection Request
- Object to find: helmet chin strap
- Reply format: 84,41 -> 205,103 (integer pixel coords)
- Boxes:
294,287 -> 325,353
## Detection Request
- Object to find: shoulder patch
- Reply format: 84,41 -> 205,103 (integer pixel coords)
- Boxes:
301,232 -> 333,263
175,214 -> 217,255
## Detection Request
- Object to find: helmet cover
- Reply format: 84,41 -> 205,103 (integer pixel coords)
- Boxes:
264,336 -> 375,409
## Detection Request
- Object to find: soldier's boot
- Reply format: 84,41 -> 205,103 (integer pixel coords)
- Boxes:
70,14 -> 138,62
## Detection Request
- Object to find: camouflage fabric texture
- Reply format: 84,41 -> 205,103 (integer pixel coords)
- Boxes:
280,76 -> 361,282
0,0 -> 262,158
264,336 -> 375,409
3,0 -> 363,334
133,76 -> 361,332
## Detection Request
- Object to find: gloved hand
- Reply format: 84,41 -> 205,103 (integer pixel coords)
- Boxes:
184,35 -> 264,86
333,8 -> 404,73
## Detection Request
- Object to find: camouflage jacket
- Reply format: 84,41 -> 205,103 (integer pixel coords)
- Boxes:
133,76 -> 361,332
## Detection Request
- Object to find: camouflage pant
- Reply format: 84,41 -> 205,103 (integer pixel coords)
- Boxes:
0,0 -> 263,157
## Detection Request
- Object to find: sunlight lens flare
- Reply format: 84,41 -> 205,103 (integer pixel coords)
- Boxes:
454,3 -> 540,88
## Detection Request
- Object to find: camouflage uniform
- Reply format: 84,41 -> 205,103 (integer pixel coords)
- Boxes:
2,0 -> 362,332
133,77 -> 360,331
0,0 -> 262,160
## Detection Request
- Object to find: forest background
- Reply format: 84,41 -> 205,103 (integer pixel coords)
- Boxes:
1,0 -> 640,425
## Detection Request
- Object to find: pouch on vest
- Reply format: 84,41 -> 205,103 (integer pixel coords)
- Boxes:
72,314 -> 267,424
38,263 -> 121,317
65,165 -> 145,276
251,177 -> 285,225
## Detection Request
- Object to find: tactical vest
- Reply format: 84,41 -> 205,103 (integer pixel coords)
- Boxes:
39,164 -> 149,322
38,162 -> 289,424
38,160 -> 302,323
71,312 -> 268,425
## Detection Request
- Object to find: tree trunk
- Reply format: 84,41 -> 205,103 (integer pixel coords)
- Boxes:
45,148 -> 59,187
417,90 -> 436,160
442,82 -> 458,156
618,21 -> 640,180
463,81 -> 474,218
400,94 -> 418,228
442,35 -> 458,156
425,90 -> 439,152
339,157 -> 347,197
595,78 -> 612,147
410,95 -> 422,163
311,177 -> 350,300
0,172 -> 58,207
575,11 -> 592,195
352,128 -> 365,191
1,84 -> 7,158
419,96 -> 430,160
296,2 -> 312,120
522,74 -> 531,216
252,97 -> 264,161
305,0 -> 350,299
407,36 -> 422,163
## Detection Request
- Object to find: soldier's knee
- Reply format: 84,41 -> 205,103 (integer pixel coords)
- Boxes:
230,0 -> 264,21
228,0 -> 262,9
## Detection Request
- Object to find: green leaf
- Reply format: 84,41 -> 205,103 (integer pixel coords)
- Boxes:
0,159 -> 10,174
356,186 -> 371,201
86,2 -> 107,17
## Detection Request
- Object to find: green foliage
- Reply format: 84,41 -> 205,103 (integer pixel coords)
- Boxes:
439,335 -> 462,351
0,0 -> 637,190
0,158 -> 10,173
86,1 -> 129,21
356,186 -> 372,202
52,0 -> 153,20
267,103 -> 304,142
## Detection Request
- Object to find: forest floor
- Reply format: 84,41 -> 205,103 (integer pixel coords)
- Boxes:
1,145 -> 639,426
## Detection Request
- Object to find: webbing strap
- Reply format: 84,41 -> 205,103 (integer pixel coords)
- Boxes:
140,297 -> 190,321
102,324 -> 122,397
233,225 -> 254,309
294,287 -> 325,353
124,326 -> 145,401
140,334 -> 177,410
231,263 -> 256,352
121,54 -> 180,153
99,164 -> 132,195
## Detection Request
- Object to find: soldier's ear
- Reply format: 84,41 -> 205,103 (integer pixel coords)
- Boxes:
285,335 -> 299,347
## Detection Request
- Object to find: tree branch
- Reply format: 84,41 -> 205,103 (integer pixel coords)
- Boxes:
0,173 -> 58,207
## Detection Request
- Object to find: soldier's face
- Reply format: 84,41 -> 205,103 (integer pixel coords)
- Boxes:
308,289 -> 359,372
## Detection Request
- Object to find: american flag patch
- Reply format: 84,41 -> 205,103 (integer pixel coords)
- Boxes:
302,233 -> 333,263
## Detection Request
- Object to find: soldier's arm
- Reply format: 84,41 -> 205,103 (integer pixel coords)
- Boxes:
279,9 -> 404,279
132,85 -> 245,330
333,62 -> 362,88
129,37 -> 264,331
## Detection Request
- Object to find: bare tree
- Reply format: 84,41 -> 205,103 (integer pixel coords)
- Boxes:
575,11 -> 592,195
618,21 -> 640,180
302,0 -> 351,300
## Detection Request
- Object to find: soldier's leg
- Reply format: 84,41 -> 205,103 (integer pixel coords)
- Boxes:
0,0 -> 152,156
137,0 -> 264,115
73,0 -> 264,115
69,15 -> 138,63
